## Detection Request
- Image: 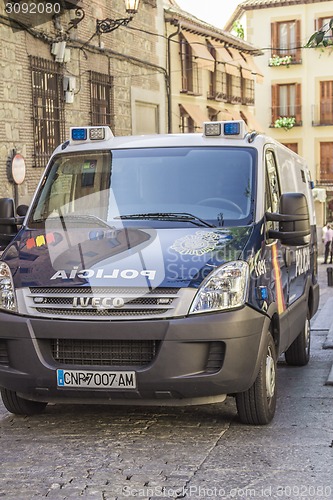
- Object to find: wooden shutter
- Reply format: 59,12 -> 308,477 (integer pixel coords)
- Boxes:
271,22 -> 278,57
295,20 -> 301,63
320,142 -> 333,182
282,143 -> 298,153
295,83 -> 302,124
271,84 -> 279,123
320,81 -> 333,124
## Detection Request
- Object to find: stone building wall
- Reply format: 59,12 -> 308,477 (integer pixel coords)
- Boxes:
0,0 -> 165,206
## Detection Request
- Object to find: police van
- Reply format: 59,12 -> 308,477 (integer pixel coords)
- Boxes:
0,121 -> 319,425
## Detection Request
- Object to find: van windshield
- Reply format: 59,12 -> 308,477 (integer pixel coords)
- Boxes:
30,147 -> 256,228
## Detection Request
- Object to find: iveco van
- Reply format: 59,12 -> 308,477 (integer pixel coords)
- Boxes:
0,121 -> 319,424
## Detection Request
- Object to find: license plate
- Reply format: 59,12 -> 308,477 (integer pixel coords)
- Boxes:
57,369 -> 136,389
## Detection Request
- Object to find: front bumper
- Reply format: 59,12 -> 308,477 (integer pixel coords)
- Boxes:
0,305 -> 269,404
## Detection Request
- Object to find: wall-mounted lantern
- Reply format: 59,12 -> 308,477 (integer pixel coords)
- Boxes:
96,0 -> 140,34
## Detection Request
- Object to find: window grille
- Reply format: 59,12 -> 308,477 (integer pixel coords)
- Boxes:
242,78 -> 255,106
90,71 -> 114,127
30,57 -> 65,168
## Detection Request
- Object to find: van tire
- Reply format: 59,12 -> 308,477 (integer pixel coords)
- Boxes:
236,333 -> 277,425
284,314 -> 310,366
1,388 -> 47,415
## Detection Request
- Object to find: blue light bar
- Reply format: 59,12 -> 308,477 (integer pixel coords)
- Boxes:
71,128 -> 87,141
224,122 -> 240,136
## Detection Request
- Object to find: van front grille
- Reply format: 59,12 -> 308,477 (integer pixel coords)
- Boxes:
51,339 -> 160,367
25,287 -> 180,320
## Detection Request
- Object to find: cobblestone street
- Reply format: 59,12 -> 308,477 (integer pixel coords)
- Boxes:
0,399 -> 236,498
0,263 -> 332,499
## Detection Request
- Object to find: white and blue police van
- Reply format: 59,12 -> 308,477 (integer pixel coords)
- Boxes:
0,121 -> 319,424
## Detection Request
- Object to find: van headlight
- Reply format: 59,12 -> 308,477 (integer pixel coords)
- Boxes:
0,263 -> 17,312
189,261 -> 249,314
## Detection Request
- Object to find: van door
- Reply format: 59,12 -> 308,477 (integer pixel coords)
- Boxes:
265,149 -> 289,351
285,168 -> 311,307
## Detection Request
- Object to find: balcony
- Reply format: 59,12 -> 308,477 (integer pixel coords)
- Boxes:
312,104 -> 333,126
318,164 -> 333,185
207,88 -> 227,102
270,105 -> 302,128
242,96 -> 255,106
268,50 -> 302,66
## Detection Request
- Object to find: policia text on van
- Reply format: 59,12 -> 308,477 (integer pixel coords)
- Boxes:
0,121 -> 319,425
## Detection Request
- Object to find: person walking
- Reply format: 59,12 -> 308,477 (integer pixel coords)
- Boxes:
323,223 -> 333,264
322,222 -> 330,259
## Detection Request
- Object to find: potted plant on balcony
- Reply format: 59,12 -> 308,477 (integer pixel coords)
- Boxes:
274,116 -> 296,130
269,54 -> 292,67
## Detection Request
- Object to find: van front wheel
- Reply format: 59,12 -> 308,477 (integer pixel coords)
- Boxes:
284,314 -> 310,366
236,333 -> 277,425
1,388 -> 47,415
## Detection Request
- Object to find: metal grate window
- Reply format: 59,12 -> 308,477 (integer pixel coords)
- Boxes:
90,71 -> 114,127
30,57 -> 65,168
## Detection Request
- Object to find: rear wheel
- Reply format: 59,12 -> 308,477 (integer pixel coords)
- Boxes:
236,332 -> 277,425
285,314 -> 310,366
1,388 -> 47,415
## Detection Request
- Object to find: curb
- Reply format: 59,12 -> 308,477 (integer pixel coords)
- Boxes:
323,323 -> 333,349
326,364 -> 333,386
311,297 -> 333,331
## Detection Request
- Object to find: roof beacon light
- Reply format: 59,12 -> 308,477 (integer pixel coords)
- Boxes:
71,128 -> 87,141
204,120 -> 246,139
205,122 -> 221,137
70,126 -> 114,144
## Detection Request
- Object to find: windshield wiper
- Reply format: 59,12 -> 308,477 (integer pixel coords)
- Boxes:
115,212 -> 215,228
33,213 -> 115,229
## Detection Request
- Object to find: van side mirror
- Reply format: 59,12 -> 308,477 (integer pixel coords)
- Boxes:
266,192 -> 310,246
17,204 -> 29,217
0,198 -> 25,251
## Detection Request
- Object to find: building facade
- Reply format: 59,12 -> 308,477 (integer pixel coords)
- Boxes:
226,0 -> 333,227
0,0 -> 166,206
0,0 -> 264,209
164,0 -> 264,134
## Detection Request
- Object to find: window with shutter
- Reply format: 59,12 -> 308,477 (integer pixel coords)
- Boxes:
317,16 -> 333,31
282,143 -> 298,153
320,142 -> 333,184
271,83 -> 302,126
179,34 -> 202,95
270,20 -> 301,64
320,81 -> 333,125
180,35 -> 193,93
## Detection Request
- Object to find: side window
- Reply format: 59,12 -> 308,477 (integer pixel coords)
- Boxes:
265,150 -> 281,213
265,150 -> 281,237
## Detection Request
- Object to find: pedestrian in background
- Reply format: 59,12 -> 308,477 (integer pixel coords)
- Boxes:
323,223 -> 333,264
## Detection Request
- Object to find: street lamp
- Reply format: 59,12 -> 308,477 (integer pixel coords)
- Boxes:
96,0 -> 140,34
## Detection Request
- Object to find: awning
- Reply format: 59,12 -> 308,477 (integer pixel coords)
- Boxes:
228,109 -> 243,120
242,54 -> 264,84
181,31 -> 215,72
213,43 -> 240,77
207,106 -> 239,121
240,109 -> 264,132
227,48 -> 254,80
180,103 -> 208,129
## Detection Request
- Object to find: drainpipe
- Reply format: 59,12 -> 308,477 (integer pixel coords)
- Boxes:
167,20 -> 181,133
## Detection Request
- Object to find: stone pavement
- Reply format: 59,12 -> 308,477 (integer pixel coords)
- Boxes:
311,254 -> 333,384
